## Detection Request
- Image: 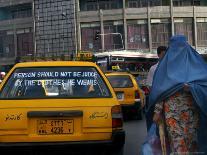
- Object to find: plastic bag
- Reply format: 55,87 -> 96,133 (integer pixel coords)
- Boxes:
141,123 -> 162,155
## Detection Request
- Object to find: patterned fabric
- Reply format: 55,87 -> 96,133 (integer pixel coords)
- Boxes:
154,91 -> 199,154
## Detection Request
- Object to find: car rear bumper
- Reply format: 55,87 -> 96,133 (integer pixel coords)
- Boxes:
121,101 -> 141,110
0,130 -> 125,149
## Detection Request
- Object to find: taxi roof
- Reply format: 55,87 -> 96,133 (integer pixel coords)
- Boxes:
14,61 -> 96,68
105,72 -> 133,76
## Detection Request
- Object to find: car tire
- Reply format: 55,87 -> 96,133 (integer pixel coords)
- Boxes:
136,110 -> 143,120
110,147 -> 124,155
132,108 -> 142,120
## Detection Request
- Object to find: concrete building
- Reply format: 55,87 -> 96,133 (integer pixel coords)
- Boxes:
77,0 -> 207,55
1,0 -> 207,70
34,0 -> 76,59
0,0 -> 77,70
0,0 -> 33,69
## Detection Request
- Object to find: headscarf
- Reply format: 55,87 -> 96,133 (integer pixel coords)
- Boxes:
148,35 -> 207,152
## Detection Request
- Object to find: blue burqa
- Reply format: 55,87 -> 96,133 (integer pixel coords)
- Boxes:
148,35 -> 207,153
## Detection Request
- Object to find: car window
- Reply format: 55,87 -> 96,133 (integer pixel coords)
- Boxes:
107,75 -> 133,88
0,67 -> 111,99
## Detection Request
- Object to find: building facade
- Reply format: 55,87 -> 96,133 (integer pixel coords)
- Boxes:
1,0 -> 207,69
34,0 -> 76,59
78,0 -> 207,55
0,0 -> 33,68
0,0 -> 77,70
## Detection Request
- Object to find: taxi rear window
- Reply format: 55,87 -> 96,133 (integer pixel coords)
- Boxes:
107,75 -> 133,88
0,67 -> 111,99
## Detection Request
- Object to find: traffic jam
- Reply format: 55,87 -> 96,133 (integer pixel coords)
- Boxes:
0,61 -> 146,155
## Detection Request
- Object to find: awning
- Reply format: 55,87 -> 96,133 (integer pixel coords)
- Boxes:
94,50 -> 158,58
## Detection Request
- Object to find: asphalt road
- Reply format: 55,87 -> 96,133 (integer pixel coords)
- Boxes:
123,118 -> 147,155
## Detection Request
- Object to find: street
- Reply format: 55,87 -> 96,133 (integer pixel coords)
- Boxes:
124,117 -> 147,155
2,117 -> 147,155
1,0 -> 207,155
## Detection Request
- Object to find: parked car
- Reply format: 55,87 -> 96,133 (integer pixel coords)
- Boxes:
105,72 -> 145,120
0,61 -> 125,155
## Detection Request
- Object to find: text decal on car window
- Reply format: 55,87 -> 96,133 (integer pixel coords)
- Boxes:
0,67 -> 111,98
13,71 -> 98,87
13,72 -> 98,78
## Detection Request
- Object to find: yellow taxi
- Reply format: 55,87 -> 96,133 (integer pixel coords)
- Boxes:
0,61 -> 125,154
105,72 -> 145,120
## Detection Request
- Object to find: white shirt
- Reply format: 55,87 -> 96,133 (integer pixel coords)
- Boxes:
146,63 -> 158,87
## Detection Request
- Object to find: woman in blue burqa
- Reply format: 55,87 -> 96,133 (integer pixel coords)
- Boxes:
148,35 -> 207,154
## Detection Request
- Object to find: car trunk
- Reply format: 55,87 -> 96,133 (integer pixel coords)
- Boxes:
114,87 -> 135,105
0,99 -> 113,143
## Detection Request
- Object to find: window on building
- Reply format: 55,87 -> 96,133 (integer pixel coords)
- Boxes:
0,3 -> 32,21
86,3 -> 98,11
0,30 -> 15,58
79,0 -> 122,11
127,0 -> 170,7
173,0 -> 181,6
151,19 -> 171,49
149,0 -> 162,6
197,18 -> 207,47
80,0 -> 97,11
174,18 -> 194,45
173,0 -> 201,6
81,23 -> 101,51
128,1 -> 138,8
17,28 -> 34,57
11,3 -> 32,19
127,0 -> 148,8
193,0 -> 201,6
104,21 -> 124,50
99,0 -> 123,10
127,20 -> 149,49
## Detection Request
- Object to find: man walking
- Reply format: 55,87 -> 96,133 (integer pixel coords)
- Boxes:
145,46 -> 167,131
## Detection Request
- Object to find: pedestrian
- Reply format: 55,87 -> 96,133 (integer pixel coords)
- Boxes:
0,72 -> 6,83
0,72 -> 6,79
149,35 -> 207,154
145,46 -> 167,131
146,46 -> 167,88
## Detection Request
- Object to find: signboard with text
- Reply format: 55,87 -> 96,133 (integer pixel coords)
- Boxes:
76,52 -> 93,61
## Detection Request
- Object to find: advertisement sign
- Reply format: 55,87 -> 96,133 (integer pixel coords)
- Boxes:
76,51 -> 93,61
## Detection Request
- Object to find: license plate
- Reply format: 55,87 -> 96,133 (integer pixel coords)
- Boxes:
37,119 -> 74,135
116,92 -> 124,101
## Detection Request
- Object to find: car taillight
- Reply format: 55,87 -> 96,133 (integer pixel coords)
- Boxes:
111,105 -> 123,129
135,91 -> 140,99
142,86 -> 150,95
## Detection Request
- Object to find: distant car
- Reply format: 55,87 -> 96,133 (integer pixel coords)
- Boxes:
105,72 -> 145,120
0,61 -> 125,155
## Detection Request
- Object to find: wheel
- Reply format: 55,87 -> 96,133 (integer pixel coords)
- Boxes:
110,147 -> 124,155
136,110 -> 143,120
133,106 -> 142,120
